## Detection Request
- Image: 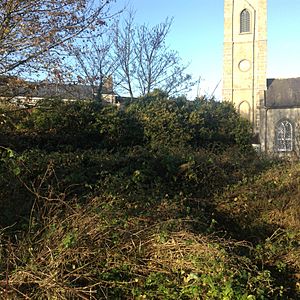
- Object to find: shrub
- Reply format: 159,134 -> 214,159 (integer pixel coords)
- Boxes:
127,94 -> 253,152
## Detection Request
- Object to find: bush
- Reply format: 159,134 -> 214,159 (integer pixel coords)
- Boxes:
127,94 -> 253,152
188,98 -> 253,151
127,94 -> 191,150
1,99 -> 144,151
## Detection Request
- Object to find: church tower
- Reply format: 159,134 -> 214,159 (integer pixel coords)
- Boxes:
223,0 -> 267,134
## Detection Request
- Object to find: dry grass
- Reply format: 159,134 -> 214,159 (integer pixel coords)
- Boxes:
1,161 -> 300,298
215,161 -> 300,295
216,161 -> 300,230
143,231 -> 252,276
0,194 -> 257,299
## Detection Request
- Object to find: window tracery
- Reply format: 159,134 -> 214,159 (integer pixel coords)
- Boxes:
275,120 -> 293,152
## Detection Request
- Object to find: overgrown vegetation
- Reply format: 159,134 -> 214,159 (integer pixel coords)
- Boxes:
0,95 -> 299,299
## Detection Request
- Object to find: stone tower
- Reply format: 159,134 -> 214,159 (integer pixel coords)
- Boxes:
223,0 -> 267,134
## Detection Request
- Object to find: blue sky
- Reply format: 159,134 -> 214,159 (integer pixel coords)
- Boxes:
112,0 -> 300,99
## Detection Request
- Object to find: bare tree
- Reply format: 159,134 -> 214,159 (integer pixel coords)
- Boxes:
55,11 -> 194,100
113,12 -> 136,99
114,15 -> 195,97
0,0 -> 114,77
64,26 -> 120,101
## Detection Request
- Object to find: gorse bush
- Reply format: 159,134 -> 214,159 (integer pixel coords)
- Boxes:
22,99 -> 101,133
0,146 -> 255,227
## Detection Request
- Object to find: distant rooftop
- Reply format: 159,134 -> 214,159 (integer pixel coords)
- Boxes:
0,76 -> 115,100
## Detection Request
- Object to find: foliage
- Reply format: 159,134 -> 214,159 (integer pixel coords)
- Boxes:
0,94 -> 299,299
18,99 -> 100,133
213,160 -> 300,298
0,0 -> 114,77
128,95 -> 191,149
2,99 -> 143,151
127,92 -> 253,152
190,98 -> 253,150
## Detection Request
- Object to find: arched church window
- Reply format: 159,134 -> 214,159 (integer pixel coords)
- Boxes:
238,101 -> 250,121
240,9 -> 250,33
275,120 -> 293,152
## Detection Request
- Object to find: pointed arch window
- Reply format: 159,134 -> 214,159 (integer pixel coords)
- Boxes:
275,120 -> 293,152
238,100 -> 250,121
240,9 -> 251,33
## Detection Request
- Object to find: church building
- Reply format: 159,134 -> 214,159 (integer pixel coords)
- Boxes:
223,0 -> 300,155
